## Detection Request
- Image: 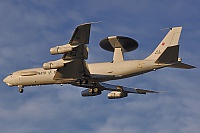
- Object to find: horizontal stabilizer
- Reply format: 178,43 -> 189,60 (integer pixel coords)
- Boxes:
170,62 -> 196,69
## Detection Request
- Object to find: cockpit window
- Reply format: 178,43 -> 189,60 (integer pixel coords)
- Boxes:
9,73 -> 13,75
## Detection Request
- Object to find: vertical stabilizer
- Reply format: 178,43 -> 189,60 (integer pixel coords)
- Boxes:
145,27 -> 182,63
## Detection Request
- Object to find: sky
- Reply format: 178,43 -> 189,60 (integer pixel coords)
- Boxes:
0,0 -> 200,133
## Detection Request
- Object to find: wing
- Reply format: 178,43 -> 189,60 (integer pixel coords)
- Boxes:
81,82 -> 159,99
99,82 -> 159,94
43,23 -> 92,83
55,23 -> 92,81
69,23 -> 91,45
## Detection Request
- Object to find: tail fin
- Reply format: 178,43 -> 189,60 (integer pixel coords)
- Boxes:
145,27 -> 182,64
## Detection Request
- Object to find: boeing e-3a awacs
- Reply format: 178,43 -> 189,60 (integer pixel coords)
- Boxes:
3,23 -> 195,99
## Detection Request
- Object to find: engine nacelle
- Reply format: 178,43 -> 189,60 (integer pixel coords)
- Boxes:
43,60 -> 64,70
107,91 -> 128,99
81,88 -> 102,97
50,44 -> 73,55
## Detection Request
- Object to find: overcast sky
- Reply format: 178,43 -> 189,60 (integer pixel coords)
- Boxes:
0,0 -> 199,133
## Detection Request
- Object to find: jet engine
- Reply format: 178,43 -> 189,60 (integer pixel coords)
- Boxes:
50,44 -> 73,55
81,88 -> 101,97
107,91 -> 128,99
43,60 -> 64,70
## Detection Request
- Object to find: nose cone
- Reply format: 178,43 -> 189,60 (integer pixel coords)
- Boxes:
3,76 -> 13,86
3,76 -> 8,83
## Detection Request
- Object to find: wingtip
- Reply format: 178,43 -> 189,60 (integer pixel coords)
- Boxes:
90,21 -> 102,24
160,26 -> 182,31
159,90 -> 168,93
191,66 -> 196,69
82,21 -> 102,25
